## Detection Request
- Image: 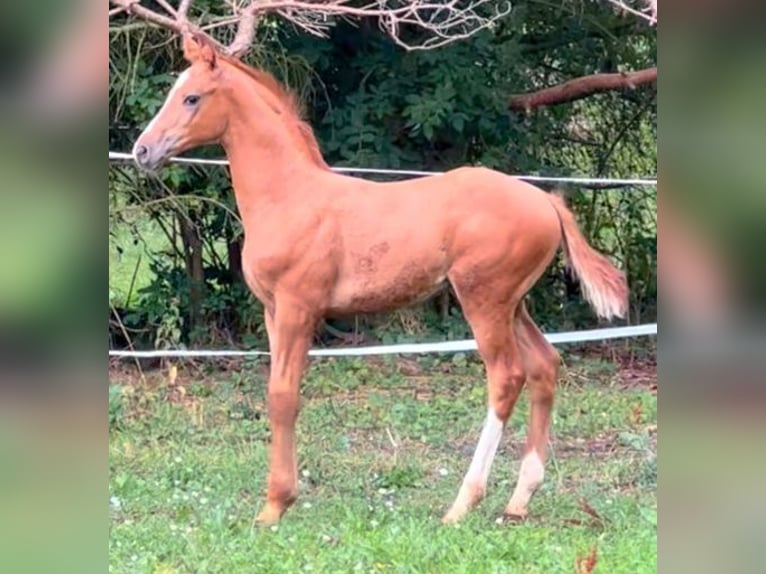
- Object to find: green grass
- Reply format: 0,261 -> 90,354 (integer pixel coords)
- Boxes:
109,356 -> 656,573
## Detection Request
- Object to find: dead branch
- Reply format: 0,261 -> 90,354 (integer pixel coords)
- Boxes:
110,0 -> 181,32
264,0 -> 512,51
109,0 -> 228,51
509,67 -> 657,111
605,0 -> 657,25
228,2 -> 264,58
177,0 -> 193,21
109,0 -> 512,57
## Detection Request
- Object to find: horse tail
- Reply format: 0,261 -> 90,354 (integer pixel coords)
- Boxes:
547,192 -> 629,320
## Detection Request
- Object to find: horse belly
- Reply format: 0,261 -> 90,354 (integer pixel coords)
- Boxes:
328,257 -> 448,316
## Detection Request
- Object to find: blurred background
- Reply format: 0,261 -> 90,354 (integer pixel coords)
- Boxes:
0,1 -> 105,572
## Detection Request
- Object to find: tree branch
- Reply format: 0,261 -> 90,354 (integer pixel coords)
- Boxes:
227,3 -> 263,58
110,0 -> 513,57
509,67 -> 657,111
109,0 -> 227,50
263,0 -> 513,51
177,0 -> 193,21
110,0 -> 182,31
110,0 -> 654,58
605,0 -> 657,25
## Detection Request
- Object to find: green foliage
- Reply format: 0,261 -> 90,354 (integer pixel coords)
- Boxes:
284,26 -> 521,172
373,465 -> 424,490
109,3 -> 656,350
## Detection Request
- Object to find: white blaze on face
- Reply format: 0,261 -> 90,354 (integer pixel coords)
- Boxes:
133,69 -> 191,160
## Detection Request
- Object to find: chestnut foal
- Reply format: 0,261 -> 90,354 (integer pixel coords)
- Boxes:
132,33 -> 628,525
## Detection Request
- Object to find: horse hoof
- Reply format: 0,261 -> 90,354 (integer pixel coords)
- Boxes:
255,504 -> 284,526
441,507 -> 467,525
502,506 -> 528,523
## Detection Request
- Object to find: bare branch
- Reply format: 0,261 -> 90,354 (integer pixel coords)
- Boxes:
109,0 -> 513,57
604,0 -> 657,25
109,0 -> 228,50
110,0 -> 184,32
509,67 -> 657,111
227,2 -> 263,58
178,0 -> 193,21
200,17 -> 243,33
263,0 -> 513,51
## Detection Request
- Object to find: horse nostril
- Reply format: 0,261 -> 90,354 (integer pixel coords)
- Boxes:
135,144 -> 149,159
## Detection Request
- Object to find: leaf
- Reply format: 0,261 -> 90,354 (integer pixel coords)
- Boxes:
576,545 -> 598,574
578,497 -> 607,526
451,114 -> 465,133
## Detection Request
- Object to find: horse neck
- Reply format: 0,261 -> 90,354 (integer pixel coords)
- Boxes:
219,78 -> 325,214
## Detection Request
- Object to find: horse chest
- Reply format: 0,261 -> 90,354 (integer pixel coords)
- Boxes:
241,233 -> 334,307
240,260 -> 270,303
240,243 -> 290,303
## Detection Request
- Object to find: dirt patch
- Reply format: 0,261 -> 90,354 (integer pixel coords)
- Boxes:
556,434 -> 623,459
617,357 -> 657,392
564,342 -> 657,392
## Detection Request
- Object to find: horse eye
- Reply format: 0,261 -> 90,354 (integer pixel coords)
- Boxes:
183,94 -> 201,107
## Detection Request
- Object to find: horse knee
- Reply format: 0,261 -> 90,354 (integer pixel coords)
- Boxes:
490,365 -> 526,421
536,358 -> 558,386
526,349 -> 559,401
543,347 -> 560,378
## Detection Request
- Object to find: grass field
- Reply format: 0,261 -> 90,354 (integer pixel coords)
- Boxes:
109,351 -> 656,573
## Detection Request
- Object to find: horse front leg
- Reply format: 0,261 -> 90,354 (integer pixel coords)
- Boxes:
256,303 -> 315,525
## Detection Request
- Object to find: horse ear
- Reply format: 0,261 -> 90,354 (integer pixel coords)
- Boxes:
182,31 -> 217,69
196,33 -> 217,69
182,32 -> 201,63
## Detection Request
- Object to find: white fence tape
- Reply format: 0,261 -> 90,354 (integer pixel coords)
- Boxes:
109,323 -> 656,359
108,151 -> 657,186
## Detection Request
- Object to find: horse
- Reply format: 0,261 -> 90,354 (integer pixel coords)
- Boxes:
131,32 -> 628,526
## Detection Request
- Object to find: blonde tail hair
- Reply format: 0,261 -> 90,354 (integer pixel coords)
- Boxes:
547,192 -> 629,320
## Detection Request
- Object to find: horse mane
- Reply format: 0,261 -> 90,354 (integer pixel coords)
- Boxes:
218,53 -> 330,170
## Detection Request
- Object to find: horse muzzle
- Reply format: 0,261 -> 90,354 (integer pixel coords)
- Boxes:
132,137 -> 176,172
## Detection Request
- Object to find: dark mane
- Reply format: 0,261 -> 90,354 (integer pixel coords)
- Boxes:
219,53 -> 329,170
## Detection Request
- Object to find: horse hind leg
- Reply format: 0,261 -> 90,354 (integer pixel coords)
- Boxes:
504,302 -> 559,520
442,298 -> 527,524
